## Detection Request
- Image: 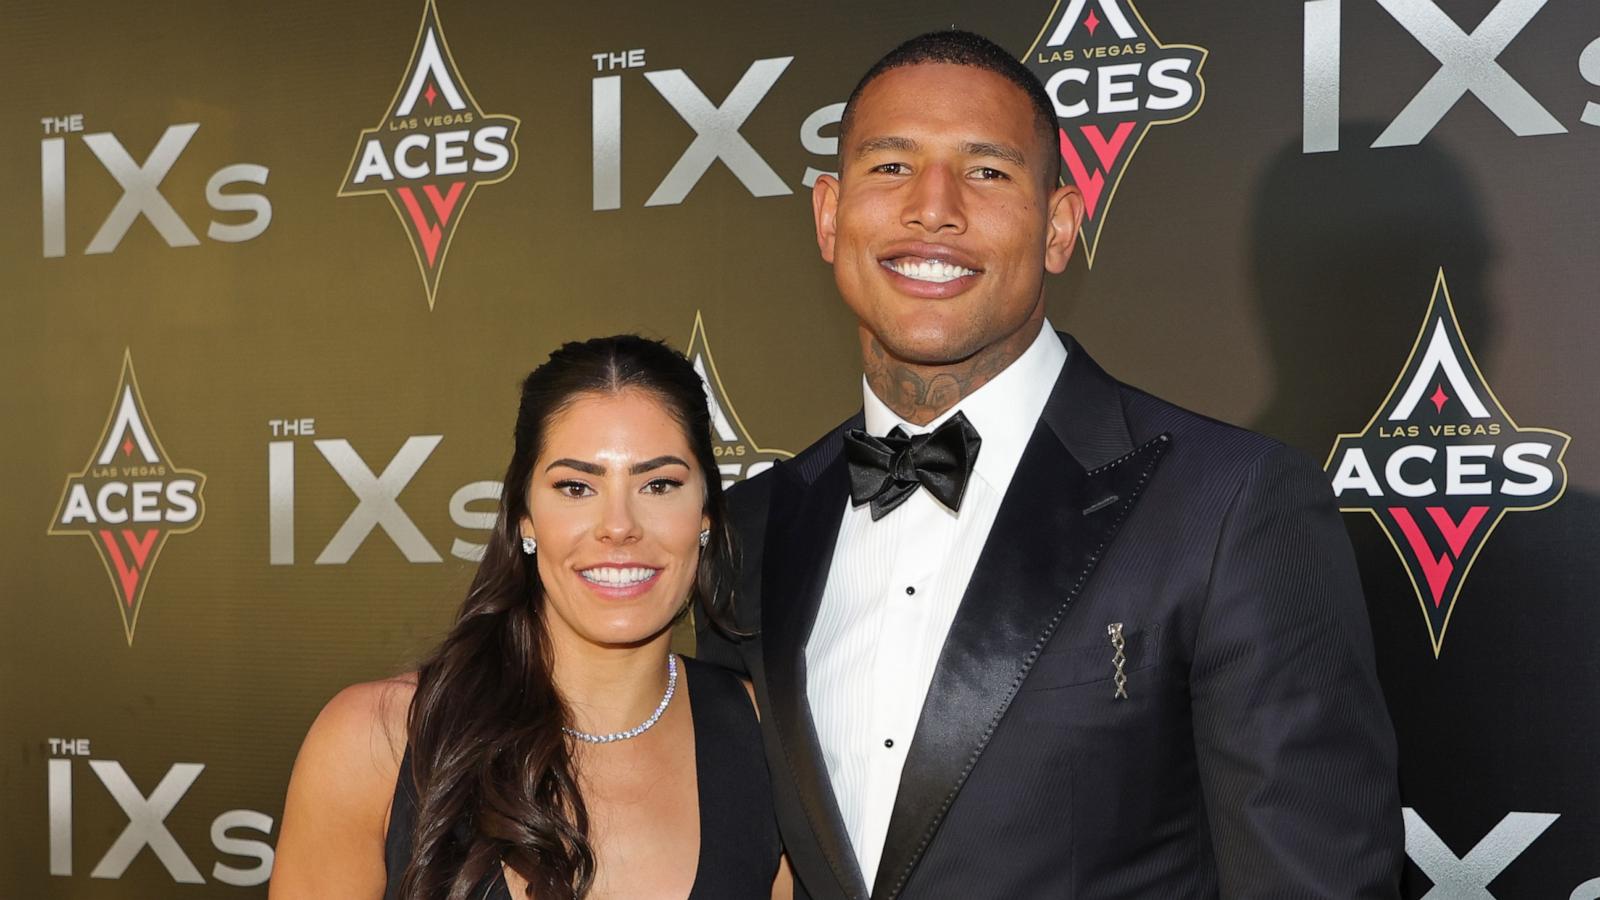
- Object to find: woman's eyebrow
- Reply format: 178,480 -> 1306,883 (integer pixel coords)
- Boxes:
630,455 -> 690,475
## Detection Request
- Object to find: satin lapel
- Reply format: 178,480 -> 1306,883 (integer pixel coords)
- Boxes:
1050,332 -> 1136,468
871,428 -> 1172,900
762,448 -> 871,899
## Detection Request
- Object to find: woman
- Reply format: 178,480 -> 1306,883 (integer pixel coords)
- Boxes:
271,336 -> 789,899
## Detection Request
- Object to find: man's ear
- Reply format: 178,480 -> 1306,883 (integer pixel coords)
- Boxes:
813,173 -> 840,263
1043,183 -> 1085,274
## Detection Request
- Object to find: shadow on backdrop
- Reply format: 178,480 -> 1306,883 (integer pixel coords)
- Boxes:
1248,125 -> 1600,897
1249,123 -> 1490,456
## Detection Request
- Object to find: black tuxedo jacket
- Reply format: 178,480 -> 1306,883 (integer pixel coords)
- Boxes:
698,334 -> 1403,899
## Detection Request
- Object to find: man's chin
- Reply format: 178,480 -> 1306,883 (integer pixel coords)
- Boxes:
872,328 -> 987,368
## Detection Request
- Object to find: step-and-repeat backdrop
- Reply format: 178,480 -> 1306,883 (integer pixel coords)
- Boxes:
5,0 -> 1597,896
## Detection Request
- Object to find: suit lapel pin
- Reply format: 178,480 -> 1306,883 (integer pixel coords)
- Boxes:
1107,622 -> 1128,699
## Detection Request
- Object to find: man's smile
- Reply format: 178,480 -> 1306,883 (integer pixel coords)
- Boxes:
881,257 -> 981,283
877,242 -> 985,293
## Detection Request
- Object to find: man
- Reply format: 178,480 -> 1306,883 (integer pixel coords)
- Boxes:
700,30 -> 1402,899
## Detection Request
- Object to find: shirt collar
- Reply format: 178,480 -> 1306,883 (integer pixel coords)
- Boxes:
861,319 -> 1067,496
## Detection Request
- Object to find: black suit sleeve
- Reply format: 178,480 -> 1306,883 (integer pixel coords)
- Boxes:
1190,445 -> 1404,898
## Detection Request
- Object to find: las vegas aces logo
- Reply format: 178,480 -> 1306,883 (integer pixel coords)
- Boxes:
685,312 -> 792,487
1325,271 -> 1569,656
48,352 -> 207,644
339,0 -> 520,309
1023,0 -> 1207,267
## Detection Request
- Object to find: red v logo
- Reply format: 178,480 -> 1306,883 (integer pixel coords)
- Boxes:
395,182 -> 466,267
1083,122 -> 1136,170
1387,506 -> 1489,607
1059,130 -> 1105,219
1426,506 -> 1488,558
98,528 -> 160,609
1058,123 -> 1136,219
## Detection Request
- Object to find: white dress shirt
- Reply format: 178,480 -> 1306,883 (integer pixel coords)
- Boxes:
805,320 -> 1068,886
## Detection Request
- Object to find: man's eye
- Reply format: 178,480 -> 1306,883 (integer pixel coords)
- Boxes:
973,167 -> 1009,180
643,478 -> 684,495
871,162 -> 909,175
553,480 -> 593,498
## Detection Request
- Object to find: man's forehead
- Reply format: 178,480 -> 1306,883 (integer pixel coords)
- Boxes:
849,65 -> 1041,134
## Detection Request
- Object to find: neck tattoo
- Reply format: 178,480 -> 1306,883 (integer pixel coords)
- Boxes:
862,320 -> 1042,426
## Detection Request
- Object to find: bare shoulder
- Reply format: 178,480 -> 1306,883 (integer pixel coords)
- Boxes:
308,675 -> 416,772
269,674 -> 417,899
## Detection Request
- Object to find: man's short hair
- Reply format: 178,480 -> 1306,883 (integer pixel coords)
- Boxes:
838,29 -> 1063,187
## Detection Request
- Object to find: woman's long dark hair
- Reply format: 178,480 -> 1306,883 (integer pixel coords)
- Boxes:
399,335 -> 740,900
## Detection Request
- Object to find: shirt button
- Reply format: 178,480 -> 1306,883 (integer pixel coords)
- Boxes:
884,739 -> 895,748
905,586 -> 916,596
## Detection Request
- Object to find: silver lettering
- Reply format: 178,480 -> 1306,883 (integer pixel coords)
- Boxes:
1303,0 -> 1342,152
799,102 -> 844,188
205,164 -> 271,243
1403,807 -> 1557,899
82,124 -> 201,254
449,480 -> 502,562
1580,37 -> 1600,127
42,138 -> 66,257
1373,0 -> 1563,147
593,76 -> 622,209
313,437 -> 443,564
269,442 -> 294,565
209,809 -> 274,887
1572,877 -> 1600,900
48,759 -> 71,876
643,57 -> 793,206
87,760 -> 205,883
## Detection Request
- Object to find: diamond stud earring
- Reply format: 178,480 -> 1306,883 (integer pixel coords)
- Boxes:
698,529 -> 710,548
521,535 -> 537,555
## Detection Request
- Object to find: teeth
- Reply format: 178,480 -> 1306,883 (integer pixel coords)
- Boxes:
886,258 -> 977,283
580,566 -> 657,587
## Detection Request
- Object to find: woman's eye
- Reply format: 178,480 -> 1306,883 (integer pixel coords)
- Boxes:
643,478 -> 684,495
553,480 -> 593,498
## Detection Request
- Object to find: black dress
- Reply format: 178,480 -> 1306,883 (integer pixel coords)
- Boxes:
382,656 -> 780,899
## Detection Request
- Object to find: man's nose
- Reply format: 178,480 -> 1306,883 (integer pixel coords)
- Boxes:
901,165 -> 967,234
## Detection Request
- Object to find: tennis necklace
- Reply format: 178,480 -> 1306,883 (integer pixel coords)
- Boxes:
561,654 -> 678,744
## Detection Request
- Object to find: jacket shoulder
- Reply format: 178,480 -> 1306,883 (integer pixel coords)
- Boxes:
1115,383 -> 1321,486
725,464 -> 777,533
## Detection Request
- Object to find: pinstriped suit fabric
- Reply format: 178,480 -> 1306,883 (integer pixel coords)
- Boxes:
894,389 -> 1401,898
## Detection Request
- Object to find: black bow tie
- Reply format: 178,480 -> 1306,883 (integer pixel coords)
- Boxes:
844,411 -> 982,521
